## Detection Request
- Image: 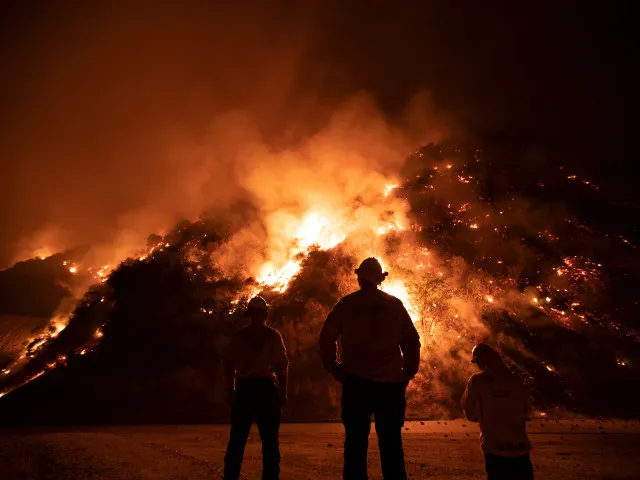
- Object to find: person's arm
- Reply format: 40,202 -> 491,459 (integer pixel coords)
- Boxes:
274,332 -> 289,404
319,300 -> 345,382
462,377 -> 480,422
398,301 -> 421,382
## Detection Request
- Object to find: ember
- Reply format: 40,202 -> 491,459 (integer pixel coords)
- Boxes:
0,142 -> 638,421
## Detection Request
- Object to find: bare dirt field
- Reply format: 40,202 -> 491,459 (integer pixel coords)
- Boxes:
1,419 -> 639,479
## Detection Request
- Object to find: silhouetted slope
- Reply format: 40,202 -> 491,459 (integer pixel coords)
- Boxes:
1,142 -> 639,424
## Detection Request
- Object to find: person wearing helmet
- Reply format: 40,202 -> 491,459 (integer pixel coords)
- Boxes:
319,257 -> 421,480
223,296 -> 288,480
462,343 -> 534,480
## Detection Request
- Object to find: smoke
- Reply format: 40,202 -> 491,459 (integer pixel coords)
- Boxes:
0,2 -> 451,270
3,2 -> 631,270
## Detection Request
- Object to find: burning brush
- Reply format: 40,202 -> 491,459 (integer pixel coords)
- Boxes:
0,142 -> 638,421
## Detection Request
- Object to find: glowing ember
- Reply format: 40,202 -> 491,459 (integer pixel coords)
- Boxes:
95,265 -> 112,282
3,142 -> 635,419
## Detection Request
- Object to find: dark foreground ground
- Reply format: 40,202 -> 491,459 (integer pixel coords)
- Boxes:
1,420 -> 639,479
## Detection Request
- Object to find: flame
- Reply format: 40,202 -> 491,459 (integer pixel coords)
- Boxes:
384,184 -> 399,197
249,210 -> 349,293
381,278 -> 419,322
295,211 -> 346,250
257,260 -> 302,292
4,142 -> 627,411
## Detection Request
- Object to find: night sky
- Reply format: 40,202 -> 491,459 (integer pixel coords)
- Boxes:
0,1 -> 634,267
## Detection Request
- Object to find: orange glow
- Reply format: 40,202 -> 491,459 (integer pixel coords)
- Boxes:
295,211 -> 346,250
5,129 -> 619,411
381,278 -> 418,322
257,260 -> 302,292
384,184 -> 399,197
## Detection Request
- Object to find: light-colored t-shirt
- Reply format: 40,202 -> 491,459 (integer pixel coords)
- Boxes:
319,288 -> 421,383
225,324 -> 288,379
462,369 -> 532,457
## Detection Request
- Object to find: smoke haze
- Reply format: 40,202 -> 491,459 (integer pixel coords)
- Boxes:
0,2 -> 632,268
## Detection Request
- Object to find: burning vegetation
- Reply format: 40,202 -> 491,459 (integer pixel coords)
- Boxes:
0,141 -> 638,424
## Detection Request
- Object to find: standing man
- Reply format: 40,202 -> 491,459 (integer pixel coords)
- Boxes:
320,258 -> 421,480
462,343 -> 534,480
224,296 -> 288,480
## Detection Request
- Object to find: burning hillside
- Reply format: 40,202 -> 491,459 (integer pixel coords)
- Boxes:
0,141 -> 638,424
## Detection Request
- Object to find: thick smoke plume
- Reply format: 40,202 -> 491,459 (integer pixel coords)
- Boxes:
1,2 -> 448,270
2,2 -> 631,268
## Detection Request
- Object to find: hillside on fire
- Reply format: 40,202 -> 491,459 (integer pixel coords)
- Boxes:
0,142 -> 638,425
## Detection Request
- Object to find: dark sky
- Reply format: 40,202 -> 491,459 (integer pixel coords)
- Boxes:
0,1 -> 634,267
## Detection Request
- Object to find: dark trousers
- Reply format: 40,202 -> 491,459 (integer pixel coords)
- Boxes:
341,374 -> 407,480
224,377 -> 281,480
485,453 -> 534,480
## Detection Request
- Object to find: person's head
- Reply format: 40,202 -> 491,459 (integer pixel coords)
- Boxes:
355,257 -> 388,289
245,296 -> 269,324
471,343 -> 503,370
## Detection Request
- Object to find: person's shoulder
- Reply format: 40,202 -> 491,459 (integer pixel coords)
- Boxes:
335,291 -> 360,307
340,291 -> 360,301
264,325 -> 284,339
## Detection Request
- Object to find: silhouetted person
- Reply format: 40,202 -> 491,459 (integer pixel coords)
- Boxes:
320,258 -> 421,480
224,296 -> 289,480
462,343 -> 534,480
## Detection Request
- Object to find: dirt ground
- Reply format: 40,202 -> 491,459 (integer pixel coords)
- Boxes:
1,419 -> 639,479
